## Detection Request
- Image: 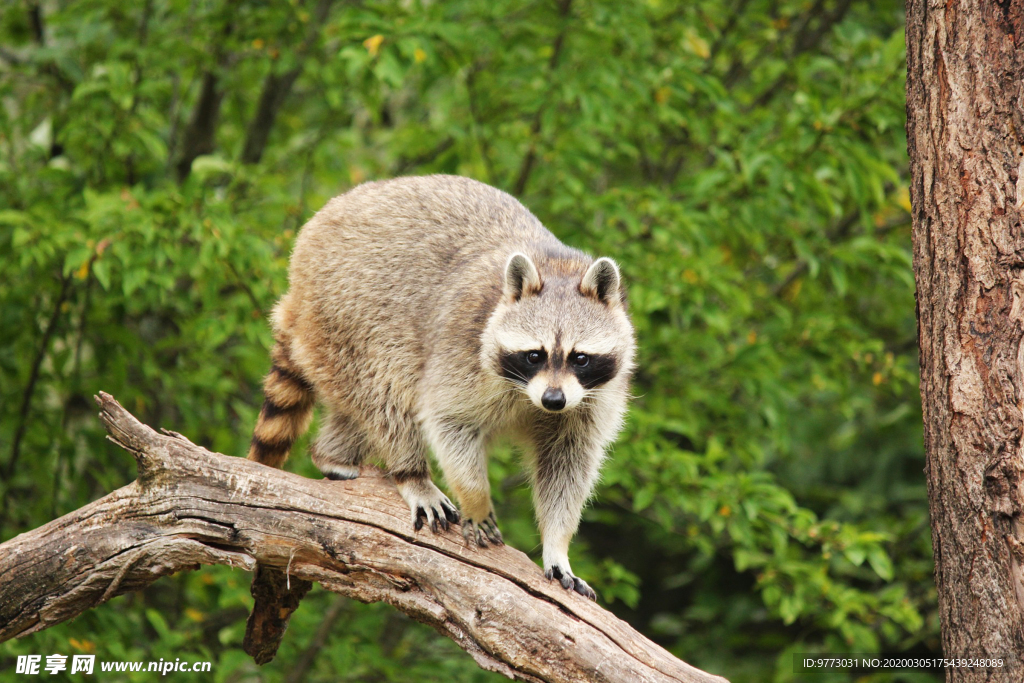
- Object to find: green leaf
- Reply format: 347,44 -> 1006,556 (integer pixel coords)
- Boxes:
633,485 -> 655,512
0,210 -> 29,226
867,546 -> 894,581
93,258 -> 112,290
844,545 -> 867,567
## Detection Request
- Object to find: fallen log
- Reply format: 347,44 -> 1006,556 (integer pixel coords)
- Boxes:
0,392 -> 727,683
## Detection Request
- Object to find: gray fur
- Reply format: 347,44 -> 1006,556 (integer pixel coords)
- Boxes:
261,175 -> 636,599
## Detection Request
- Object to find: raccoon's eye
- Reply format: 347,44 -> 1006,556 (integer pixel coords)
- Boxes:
526,350 -> 545,364
572,353 -> 590,367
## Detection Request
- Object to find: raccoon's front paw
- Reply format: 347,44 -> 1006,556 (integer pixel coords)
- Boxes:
462,511 -> 504,547
545,564 -> 596,600
397,479 -> 461,533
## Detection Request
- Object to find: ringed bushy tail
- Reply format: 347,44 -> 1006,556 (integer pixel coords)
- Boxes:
247,342 -> 315,469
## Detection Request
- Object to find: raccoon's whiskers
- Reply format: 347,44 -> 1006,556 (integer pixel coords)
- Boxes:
480,385 -> 522,404
502,368 -> 532,385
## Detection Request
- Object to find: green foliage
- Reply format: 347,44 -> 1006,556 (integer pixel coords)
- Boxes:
0,1 -> 932,681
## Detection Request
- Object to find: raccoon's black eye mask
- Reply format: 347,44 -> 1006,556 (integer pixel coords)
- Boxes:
500,351 -> 546,385
572,354 -> 618,389
499,349 -> 617,389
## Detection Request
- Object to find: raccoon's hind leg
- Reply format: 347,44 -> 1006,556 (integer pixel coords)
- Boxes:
373,416 -> 460,533
311,411 -> 367,481
424,417 -> 502,547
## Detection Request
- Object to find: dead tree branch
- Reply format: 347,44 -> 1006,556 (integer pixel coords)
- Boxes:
0,393 -> 727,683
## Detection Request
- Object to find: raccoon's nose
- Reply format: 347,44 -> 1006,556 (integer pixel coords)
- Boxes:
541,387 -> 566,411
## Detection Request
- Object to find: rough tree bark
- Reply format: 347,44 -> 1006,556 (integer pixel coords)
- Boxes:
0,394 -> 726,683
907,0 -> 1024,679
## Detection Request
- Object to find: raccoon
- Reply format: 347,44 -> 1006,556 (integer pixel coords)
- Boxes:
248,175 -> 635,599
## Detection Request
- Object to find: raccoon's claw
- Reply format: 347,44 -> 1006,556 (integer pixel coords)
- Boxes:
414,499 -> 458,533
398,479 -> 459,535
442,500 -> 461,524
414,505 -> 442,532
414,506 -> 439,532
545,565 -> 596,600
462,512 -> 503,547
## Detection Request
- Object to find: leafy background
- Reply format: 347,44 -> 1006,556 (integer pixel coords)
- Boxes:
0,1 -> 931,681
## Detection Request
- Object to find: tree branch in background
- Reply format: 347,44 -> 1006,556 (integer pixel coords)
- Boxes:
175,18 -> 236,182
240,0 -> 335,165
0,393 -> 728,683
283,596 -> 349,683
4,272 -> 72,481
240,68 -> 303,165
28,3 -> 45,45
15,2 -> 75,95
391,137 -> 455,175
465,65 -> 499,183
702,0 -> 752,73
791,0 -> 855,56
771,204 -> 908,299
175,71 -> 227,182
749,0 -> 855,109
511,0 -> 573,196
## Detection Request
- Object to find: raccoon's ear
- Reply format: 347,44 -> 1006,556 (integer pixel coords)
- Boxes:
580,257 -> 621,304
504,252 -> 542,301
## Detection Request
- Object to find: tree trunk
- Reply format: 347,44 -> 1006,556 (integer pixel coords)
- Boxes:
0,393 -> 726,683
906,1 -> 1024,679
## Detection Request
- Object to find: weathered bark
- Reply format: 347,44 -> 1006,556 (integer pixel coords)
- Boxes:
243,565 -> 312,664
907,0 -> 1024,679
0,393 -> 726,683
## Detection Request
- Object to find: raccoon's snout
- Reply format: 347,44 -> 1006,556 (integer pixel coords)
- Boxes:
541,387 -> 566,411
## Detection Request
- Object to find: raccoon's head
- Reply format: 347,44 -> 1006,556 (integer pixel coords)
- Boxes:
482,251 -> 635,413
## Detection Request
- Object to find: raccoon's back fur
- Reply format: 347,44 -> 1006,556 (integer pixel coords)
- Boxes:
249,175 -> 635,598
